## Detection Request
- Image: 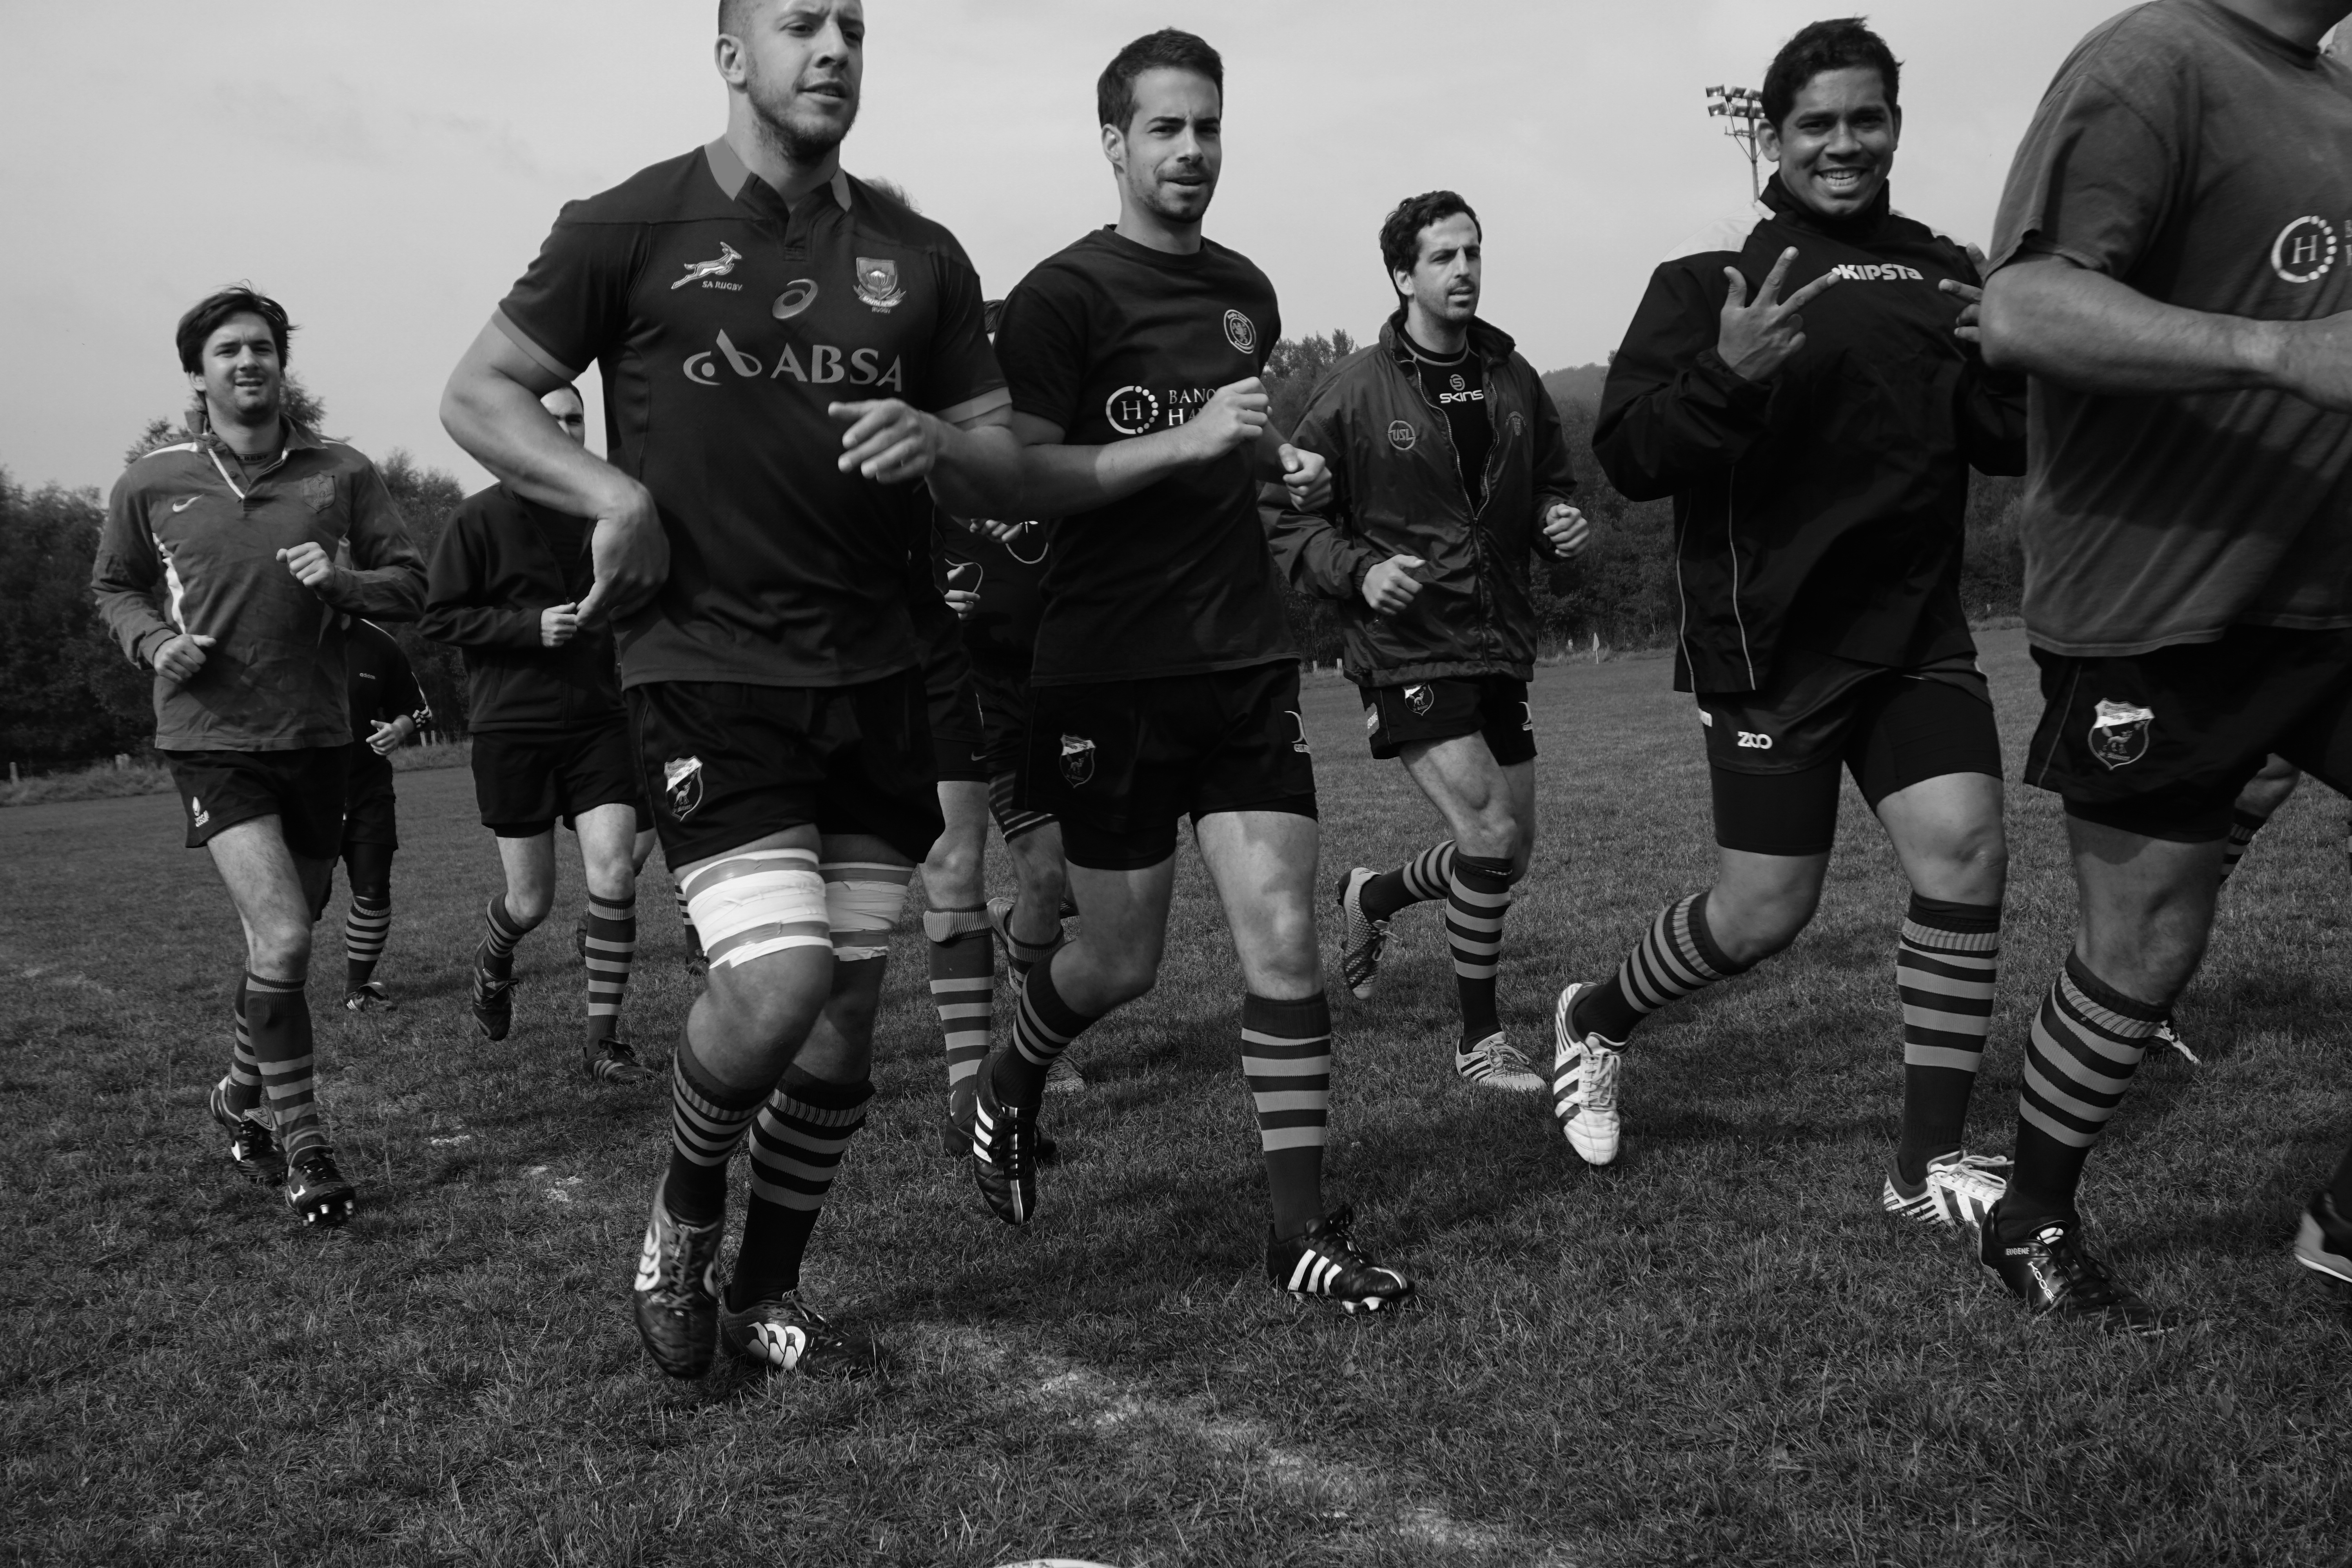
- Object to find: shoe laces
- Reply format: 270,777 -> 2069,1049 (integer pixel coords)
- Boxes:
2033,1223 -> 2131,1309
1475,1038 -> 1537,1077
1931,1152 -> 2010,1194
1575,1043 -> 1621,1111
291,1145 -> 341,1185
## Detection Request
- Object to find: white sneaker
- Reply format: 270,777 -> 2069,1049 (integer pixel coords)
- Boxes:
1882,1150 -> 2009,1235
1454,1033 -> 1544,1093
1550,982 -> 1623,1165
1337,867 -> 1390,999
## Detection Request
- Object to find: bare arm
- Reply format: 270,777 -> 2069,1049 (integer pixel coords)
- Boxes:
1981,253 -> 2352,410
825,398 -> 1025,518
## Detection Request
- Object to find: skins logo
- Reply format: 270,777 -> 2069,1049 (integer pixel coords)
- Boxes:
1404,682 -> 1435,716
2272,215 -> 2340,285
855,256 -> 905,311
2088,699 -> 2154,770
664,755 -> 706,819
1223,309 -> 1258,354
1388,420 -> 1417,452
1286,710 -> 1311,755
772,278 -> 819,319
1059,733 -> 1096,787
1105,385 -> 1161,436
672,242 -> 743,289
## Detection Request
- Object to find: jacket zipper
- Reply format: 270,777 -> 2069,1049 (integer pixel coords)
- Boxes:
1399,345 -> 1504,660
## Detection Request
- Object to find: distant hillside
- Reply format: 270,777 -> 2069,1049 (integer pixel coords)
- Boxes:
1542,363 -> 1608,416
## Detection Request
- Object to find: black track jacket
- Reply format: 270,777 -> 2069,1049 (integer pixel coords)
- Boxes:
1596,179 -> 2027,694
422,485 -> 625,735
1268,313 -> 1577,686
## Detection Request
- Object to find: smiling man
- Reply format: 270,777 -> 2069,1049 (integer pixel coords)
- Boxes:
440,0 -> 1024,1381
975,29 -> 1412,1315
93,286 -> 426,1231
1269,190 -> 1588,1094
1560,22 -> 2029,1237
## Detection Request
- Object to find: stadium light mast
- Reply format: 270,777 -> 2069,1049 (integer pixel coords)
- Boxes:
1704,85 -> 1768,200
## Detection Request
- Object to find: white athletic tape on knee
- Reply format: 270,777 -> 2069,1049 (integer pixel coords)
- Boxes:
681,848 -> 830,969
922,905 -> 991,942
824,860 -> 913,961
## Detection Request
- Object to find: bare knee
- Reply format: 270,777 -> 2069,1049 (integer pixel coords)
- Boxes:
503,886 -> 554,928
583,853 -> 636,904
1708,883 -> 1818,967
924,837 -> 985,906
250,919 -> 313,978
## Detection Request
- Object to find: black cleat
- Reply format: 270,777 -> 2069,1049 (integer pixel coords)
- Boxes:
342,980 -> 396,1013
207,1078 -> 285,1185
585,1032 -> 655,1086
283,1146 -> 356,1228
1980,1206 -> 2171,1336
718,1289 -> 884,1378
468,940 -> 516,1041
970,1062 -> 1038,1225
631,1190 -> 724,1379
1267,1207 -> 1415,1314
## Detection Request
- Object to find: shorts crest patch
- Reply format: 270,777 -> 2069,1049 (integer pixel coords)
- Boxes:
1404,682 -> 1435,716
1388,421 -> 1417,452
2088,699 -> 2154,770
1223,309 -> 1258,354
664,755 -> 706,819
1059,733 -> 1096,788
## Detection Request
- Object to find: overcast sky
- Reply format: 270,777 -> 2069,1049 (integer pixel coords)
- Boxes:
4,0 -> 2144,493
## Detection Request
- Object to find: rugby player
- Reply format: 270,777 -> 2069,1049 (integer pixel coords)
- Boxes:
1272,189 -> 1589,1093
1560,22 -> 2029,1241
335,616 -> 427,1011
94,285 -> 426,1229
441,0 -> 1022,1378
1974,0 -> 2352,1329
977,29 -> 1413,1313
423,385 -> 654,1085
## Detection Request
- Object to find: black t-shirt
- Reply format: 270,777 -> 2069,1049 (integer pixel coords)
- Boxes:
495,140 -> 1008,689
937,513 -> 1051,675
1406,334 -> 1491,511
995,228 -> 1292,686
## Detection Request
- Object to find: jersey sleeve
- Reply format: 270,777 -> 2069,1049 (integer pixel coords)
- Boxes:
925,245 -> 1010,424
1987,59 -> 2178,278
993,268 -> 1091,433
494,206 -> 643,379
90,470 -> 174,666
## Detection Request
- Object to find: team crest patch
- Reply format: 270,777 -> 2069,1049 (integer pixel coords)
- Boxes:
664,755 -> 706,819
301,474 -> 336,512
1223,309 -> 1258,354
1286,710 -> 1312,755
854,257 -> 905,311
1509,411 -> 1526,437
2088,699 -> 2154,770
1388,421 -> 1417,452
1404,682 -> 1435,716
1060,733 -> 1096,788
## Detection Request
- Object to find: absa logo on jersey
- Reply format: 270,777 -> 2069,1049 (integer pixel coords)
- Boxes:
2272,215 -> 2341,284
684,330 -> 905,390
1223,309 -> 1258,354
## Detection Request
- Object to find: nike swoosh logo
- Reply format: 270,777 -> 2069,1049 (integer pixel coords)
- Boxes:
172,497 -> 199,512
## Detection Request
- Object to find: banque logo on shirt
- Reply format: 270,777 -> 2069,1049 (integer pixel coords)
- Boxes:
1099,306 -> 1261,434
2270,213 -> 2348,285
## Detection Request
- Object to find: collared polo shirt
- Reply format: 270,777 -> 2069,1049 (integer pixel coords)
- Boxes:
495,138 -> 1009,690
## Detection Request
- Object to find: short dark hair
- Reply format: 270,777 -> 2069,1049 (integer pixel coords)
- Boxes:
1097,29 -> 1222,135
717,0 -> 752,36
1762,18 -> 1900,128
1379,191 -> 1481,290
176,286 -> 293,374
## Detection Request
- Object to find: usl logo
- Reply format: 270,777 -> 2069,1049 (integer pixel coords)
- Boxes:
855,256 -> 905,311
1224,309 -> 1258,354
672,242 -> 743,290
1105,385 -> 1161,436
2088,699 -> 2153,770
1387,421 -> 1417,452
1826,263 -> 1926,282
684,330 -> 906,389
2272,215 -> 2341,284
664,755 -> 705,819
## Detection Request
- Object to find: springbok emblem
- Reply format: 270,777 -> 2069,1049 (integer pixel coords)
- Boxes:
671,242 -> 744,289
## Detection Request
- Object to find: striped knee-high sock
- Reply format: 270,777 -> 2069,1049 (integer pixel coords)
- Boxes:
343,893 -> 390,991
2002,952 -> 2164,1236
1243,993 -> 1331,1238
675,886 -> 703,960
729,1070 -> 873,1305
225,973 -> 264,1117
925,906 -> 993,1121
582,894 -> 637,1039
247,973 -> 325,1157
1893,895 -> 2001,1183
2216,808 -> 2270,887
660,1035 -> 766,1225
1361,840 -> 1456,923
1445,853 -> 1517,1044
481,895 -> 530,974
993,957 -> 1100,1109
1573,891 -> 1750,1044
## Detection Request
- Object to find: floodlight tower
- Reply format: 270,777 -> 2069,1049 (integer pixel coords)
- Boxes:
1704,85 -> 1767,200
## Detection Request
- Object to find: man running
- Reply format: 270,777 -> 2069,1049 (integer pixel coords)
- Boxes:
1973,0 -> 2352,1330
1559,21 -> 2028,1241
423,385 -> 654,1085
976,27 -> 1413,1314
441,0 -> 1022,1378
94,285 -> 426,1229
336,615 -> 427,1011
1271,189 -> 1589,1093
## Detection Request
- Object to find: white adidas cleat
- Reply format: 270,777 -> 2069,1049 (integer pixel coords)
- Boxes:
1882,1151 -> 2010,1236
1551,982 -> 1624,1166
1454,1032 -> 1545,1093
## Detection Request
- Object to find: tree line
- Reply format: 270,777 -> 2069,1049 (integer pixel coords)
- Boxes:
0,345 -> 2025,774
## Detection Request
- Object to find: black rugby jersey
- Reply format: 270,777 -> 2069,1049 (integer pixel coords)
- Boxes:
496,140 -> 1007,690
995,229 -> 1292,686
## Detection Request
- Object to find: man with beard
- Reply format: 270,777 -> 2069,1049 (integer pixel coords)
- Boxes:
977,29 -> 1414,1314
441,0 -> 1023,1379
94,285 -> 426,1230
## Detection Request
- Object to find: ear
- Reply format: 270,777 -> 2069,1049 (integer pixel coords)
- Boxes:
1757,119 -> 1782,164
1390,266 -> 1415,298
1099,122 -> 1123,170
714,33 -> 746,88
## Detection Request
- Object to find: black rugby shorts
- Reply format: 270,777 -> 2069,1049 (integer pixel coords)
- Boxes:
341,746 -> 399,849
923,631 -> 989,785
1024,661 -> 1318,871
1360,674 -> 1537,765
972,661 -> 1055,840
164,746 -> 350,860
471,722 -> 643,839
629,670 -> 944,866
1699,648 -> 2001,857
2025,626 -> 2352,843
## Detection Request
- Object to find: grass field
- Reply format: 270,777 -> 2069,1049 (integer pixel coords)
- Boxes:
5,626 -> 2349,1567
